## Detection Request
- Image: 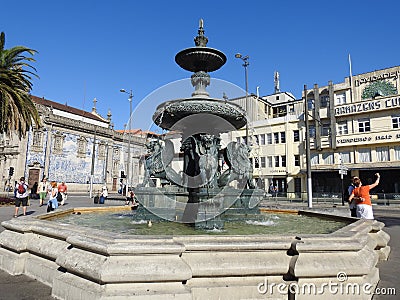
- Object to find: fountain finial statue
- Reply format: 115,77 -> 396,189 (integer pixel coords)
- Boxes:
194,18 -> 208,47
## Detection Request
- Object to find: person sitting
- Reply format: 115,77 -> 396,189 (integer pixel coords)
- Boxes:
99,185 -> 108,204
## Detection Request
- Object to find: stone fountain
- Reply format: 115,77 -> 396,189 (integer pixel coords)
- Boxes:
136,19 -> 264,229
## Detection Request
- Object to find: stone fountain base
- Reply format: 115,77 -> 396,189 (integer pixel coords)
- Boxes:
0,208 -> 390,300
135,186 -> 265,229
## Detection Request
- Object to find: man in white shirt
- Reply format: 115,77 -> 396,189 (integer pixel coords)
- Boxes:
14,177 -> 29,217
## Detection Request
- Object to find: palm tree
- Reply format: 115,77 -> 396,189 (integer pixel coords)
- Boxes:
0,31 -> 40,139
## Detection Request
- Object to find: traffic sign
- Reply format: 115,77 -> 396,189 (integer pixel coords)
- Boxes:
339,170 -> 347,175
340,165 -> 348,171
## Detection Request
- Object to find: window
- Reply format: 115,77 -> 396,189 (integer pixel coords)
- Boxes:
281,155 -> 286,167
376,146 -> 389,162
254,157 -> 259,168
33,131 -> 42,146
395,146 -> 400,161
267,133 -> 272,144
340,151 -> 351,163
267,156 -> 273,168
98,143 -> 106,160
53,132 -> 65,154
294,155 -> 300,166
272,105 -> 287,117
309,125 -> 316,138
31,130 -> 44,152
321,124 -> 331,136
358,118 -> 371,132
77,136 -> 87,158
335,93 -> 346,105
280,132 -> 286,143
320,95 -> 329,108
274,132 -> 279,144
113,147 -> 120,159
274,156 -> 279,167
392,115 -> 400,129
322,152 -> 334,164
310,153 -> 319,165
253,135 -> 259,146
259,134 -> 265,145
358,148 -> 371,163
337,121 -> 348,135
307,99 -> 314,110
293,130 -> 300,142
260,157 -> 266,168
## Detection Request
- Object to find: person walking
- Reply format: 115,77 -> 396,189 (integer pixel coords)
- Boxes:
47,181 -> 59,212
14,177 -> 29,217
38,177 -> 50,206
347,176 -> 358,217
57,181 -> 68,205
348,173 -> 380,219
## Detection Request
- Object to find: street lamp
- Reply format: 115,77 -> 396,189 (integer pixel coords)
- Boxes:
303,85 -> 313,208
120,89 -> 133,196
235,53 -> 250,145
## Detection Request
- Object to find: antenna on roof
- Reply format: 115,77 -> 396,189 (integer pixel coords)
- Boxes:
274,71 -> 280,94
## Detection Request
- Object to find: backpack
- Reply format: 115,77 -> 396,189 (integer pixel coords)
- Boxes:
56,192 -> 62,202
17,183 -> 26,194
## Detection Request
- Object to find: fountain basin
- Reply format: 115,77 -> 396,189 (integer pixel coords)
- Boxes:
153,98 -> 247,131
0,207 -> 390,300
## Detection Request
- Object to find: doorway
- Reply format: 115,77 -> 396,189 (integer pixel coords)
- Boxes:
28,168 -> 40,188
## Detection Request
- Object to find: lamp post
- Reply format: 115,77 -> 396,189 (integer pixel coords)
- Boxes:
120,89 -> 133,196
235,53 -> 249,145
303,85 -> 313,208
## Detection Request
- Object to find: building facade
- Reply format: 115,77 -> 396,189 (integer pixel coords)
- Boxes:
231,66 -> 400,198
305,66 -> 400,196
0,96 -> 146,193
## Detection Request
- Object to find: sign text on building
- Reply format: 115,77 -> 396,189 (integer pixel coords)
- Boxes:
335,97 -> 400,116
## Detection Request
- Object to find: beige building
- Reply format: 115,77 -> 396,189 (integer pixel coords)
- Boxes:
231,66 -> 400,198
229,91 -> 305,197
305,66 -> 400,197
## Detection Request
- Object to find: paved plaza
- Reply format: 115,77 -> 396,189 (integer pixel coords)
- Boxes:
0,195 -> 398,299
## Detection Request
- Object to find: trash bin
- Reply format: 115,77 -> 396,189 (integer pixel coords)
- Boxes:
94,195 -> 99,204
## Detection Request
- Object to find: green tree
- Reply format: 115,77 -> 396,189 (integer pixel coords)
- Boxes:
0,31 -> 40,139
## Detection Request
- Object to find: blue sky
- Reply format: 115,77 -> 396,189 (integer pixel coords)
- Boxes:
2,0 -> 400,131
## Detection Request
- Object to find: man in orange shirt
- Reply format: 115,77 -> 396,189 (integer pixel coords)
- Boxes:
348,173 -> 380,219
57,181 -> 68,205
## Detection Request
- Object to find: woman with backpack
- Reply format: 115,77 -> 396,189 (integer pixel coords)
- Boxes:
14,177 -> 29,217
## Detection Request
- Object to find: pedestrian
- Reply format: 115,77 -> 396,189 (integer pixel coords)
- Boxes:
31,181 -> 39,199
47,181 -> 59,212
14,177 -> 29,217
38,177 -> 50,207
99,185 -> 108,204
348,173 -> 380,219
57,181 -> 68,205
269,183 -> 277,197
347,176 -> 358,217
125,189 -> 137,206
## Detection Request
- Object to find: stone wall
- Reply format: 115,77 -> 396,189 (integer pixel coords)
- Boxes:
0,209 -> 390,299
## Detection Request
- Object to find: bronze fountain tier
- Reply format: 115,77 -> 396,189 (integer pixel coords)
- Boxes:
137,20 -> 263,229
